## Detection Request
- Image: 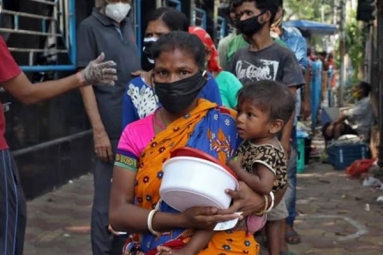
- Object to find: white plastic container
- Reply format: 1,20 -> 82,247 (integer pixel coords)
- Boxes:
159,156 -> 238,212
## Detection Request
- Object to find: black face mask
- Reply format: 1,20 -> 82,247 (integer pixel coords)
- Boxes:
238,12 -> 265,37
154,71 -> 207,114
141,37 -> 157,71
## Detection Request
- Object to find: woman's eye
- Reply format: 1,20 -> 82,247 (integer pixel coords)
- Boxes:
156,70 -> 167,76
180,70 -> 188,75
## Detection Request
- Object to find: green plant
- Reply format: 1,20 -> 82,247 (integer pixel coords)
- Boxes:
344,9 -> 365,80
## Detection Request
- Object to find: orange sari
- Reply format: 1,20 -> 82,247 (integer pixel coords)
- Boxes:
126,99 -> 259,255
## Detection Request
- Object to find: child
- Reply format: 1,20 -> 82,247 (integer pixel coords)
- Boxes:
157,81 -> 296,255
229,81 -> 296,255
228,0 -> 305,253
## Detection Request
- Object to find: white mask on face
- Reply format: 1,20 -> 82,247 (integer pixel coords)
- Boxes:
105,3 -> 131,23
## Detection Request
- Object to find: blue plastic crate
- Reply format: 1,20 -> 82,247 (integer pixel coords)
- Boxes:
328,143 -> 370,170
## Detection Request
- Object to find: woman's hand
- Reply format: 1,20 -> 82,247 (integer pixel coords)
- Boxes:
217,181 -> 265,217
181,206 -> 239,230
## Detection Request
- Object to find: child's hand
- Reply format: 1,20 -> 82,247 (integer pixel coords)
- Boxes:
227,154 -> 244,175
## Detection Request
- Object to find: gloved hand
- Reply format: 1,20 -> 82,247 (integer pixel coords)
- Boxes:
81,52 -> 117,86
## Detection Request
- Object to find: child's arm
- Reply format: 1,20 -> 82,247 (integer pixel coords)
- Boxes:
236,163 -> 275,195
227,155 -> 275,195
157,230 -> 214,255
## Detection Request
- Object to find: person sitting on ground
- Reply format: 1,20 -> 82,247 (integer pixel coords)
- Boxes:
322,81 -> 375,150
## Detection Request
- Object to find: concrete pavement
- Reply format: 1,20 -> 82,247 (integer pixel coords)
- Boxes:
24,163 -> 383,255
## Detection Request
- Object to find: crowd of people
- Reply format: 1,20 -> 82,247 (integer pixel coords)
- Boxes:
0,0 -> 323,254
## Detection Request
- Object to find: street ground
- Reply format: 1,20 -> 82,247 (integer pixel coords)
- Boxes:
24,162 -> 383,255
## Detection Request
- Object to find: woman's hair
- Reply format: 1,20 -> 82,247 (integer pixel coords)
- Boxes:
146,7 -> 189,32
237,81 -> 296,124
151,31 -> 206,69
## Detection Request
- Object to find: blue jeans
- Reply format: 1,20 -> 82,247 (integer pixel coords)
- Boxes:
284,128 -> 297,226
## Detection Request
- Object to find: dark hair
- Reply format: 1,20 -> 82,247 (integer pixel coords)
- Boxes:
357,81 -> 371,97
146,7 -> 189,32
151,31 -> 206,69
237,81 -> 296,124
232,0 -> 279,26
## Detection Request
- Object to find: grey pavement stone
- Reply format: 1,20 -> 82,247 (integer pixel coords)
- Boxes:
24,164 -> 383,255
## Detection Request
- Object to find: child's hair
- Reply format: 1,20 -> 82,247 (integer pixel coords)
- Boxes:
237,81 -> 296,124
151,31 -> 206,69
146,7 -> 189,32
231,0 -> 280,26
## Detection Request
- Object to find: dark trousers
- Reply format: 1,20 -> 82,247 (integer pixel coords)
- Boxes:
91,139 -> 126,255
0,149 -> 27,255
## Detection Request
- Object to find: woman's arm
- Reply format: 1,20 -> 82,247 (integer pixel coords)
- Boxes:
109,167 -> 241,233
109,167 -> 187,233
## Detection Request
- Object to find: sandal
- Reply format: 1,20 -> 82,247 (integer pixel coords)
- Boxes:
285,228 -> 301,244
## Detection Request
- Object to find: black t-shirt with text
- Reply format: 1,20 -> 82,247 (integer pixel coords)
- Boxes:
227,43 -> 305,88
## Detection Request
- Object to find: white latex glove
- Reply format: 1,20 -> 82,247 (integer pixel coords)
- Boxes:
81,52 -> 117,86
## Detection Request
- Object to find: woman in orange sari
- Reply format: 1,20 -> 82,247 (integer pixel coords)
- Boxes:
109,31 -> 280,255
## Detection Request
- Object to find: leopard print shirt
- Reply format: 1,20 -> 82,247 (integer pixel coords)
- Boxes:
235,140 -> 287,191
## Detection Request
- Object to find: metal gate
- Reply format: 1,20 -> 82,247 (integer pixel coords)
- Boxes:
217,16 -> 227,41
161,0 -> 181,10
192,8 -> 207,29
0,0 -> 76,72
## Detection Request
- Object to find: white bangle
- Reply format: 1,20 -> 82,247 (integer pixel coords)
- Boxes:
264,192 -> 275,213
147,209 -> 159,235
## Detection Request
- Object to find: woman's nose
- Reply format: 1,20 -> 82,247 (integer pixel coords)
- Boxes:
167,74 -> 181,83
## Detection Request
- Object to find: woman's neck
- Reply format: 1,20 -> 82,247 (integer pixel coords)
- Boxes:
160,100 -> 199,126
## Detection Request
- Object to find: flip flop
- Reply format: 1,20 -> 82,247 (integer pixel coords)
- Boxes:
285,229 -> 301,244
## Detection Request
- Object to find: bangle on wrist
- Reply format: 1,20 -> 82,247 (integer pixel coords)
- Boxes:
147,209 -> 159,235
76,72 -> 87,87
255,195 -> 269,216
264,191 -> 275,213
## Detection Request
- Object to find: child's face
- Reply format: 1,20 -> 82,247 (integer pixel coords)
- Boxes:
236,99 -> 279,141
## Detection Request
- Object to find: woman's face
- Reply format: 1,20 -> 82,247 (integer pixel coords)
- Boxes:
153,48 -> 199,84
145,19 -> 171,39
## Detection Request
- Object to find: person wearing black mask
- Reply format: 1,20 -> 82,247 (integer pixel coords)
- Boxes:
121,7 -> 222,130
227,1 -> 305,255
